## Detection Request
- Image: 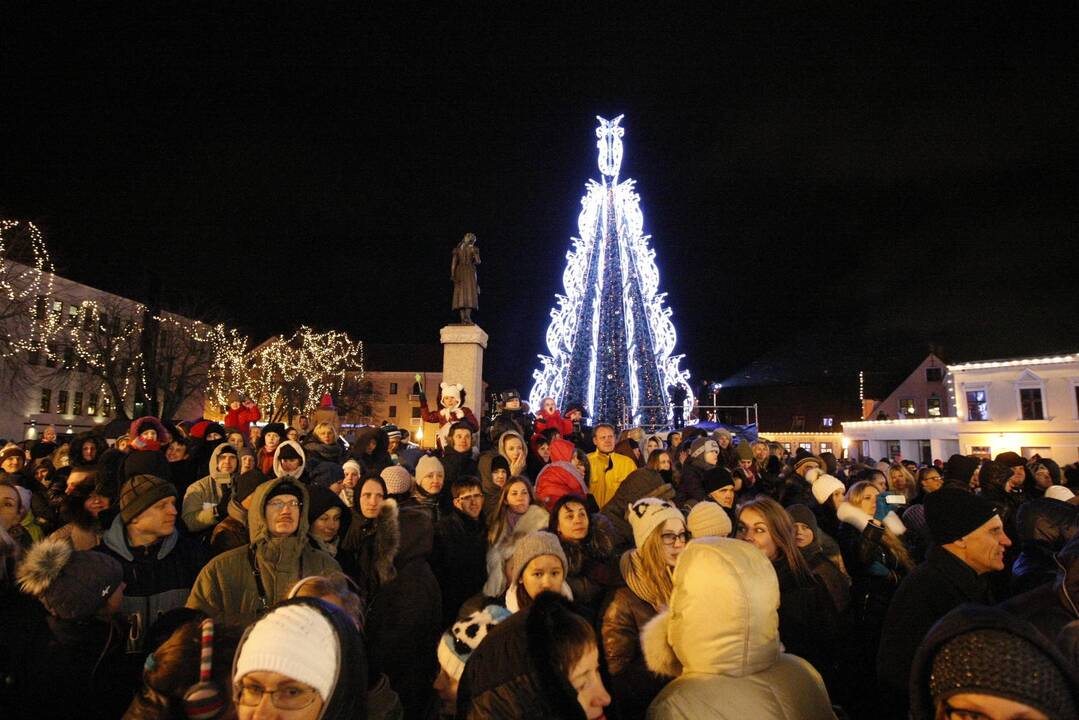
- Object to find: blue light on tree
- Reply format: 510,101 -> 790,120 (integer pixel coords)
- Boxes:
530,115 -> 693,427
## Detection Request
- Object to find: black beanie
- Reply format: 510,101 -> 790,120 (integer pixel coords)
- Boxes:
277,444 -> 301,461
233,469 -> 268,503
136,420 -> 158,436
306,484 -> 351,537
943,454 -> 979,484
266,480 -> 303,505
979,461 -> 1013,490
701,465 -> 735,495
491,455 -> 510,474
925,487 -> 999,545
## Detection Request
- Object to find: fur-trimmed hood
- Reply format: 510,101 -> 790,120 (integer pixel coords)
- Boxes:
127,417 -> 172,451
484,504 -> 550,597
271,439 -> 306,480
642,537 -> 781,678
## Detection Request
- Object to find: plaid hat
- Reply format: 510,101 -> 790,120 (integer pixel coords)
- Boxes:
119,474 -> 178,524
687,501 -> 732,538
628,497 -> 684,548
438,605 -> 513,681
380,465 -> 413,495
925,487 -> 998,545
18,538 -> 123,620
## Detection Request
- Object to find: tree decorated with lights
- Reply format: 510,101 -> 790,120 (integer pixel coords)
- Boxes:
530,116 -> 693,427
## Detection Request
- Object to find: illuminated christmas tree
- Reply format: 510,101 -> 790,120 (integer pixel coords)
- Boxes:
530,116 -> 693,427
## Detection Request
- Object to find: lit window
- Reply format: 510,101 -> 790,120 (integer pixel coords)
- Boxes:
821,416 -> 834,428
1020,388 -> 1044,420
966,390 -> 988,421
781,442 -> 791,452
927,397 -> 943,417
56,390 -> 69,415
88,392 -> 98,415
798,442 -> 812,451
820,442 -> 833,453
971,446 -> 991,459
899,399 -> 916,417
73,391 -> 83,415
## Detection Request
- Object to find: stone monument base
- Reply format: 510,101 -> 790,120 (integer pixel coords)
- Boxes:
440,323 -> 488,420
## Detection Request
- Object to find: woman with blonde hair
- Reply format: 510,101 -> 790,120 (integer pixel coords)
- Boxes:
601,498 -> 686,718
483,477 -> 549,597
836,479 -> 913,715
887,462 -> 917,504
477,430 -> 529,518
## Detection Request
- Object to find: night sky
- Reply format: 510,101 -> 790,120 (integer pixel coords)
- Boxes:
3,5 -> 1077,395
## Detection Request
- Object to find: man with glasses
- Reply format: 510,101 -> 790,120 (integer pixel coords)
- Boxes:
187,477 -> 340,626
432,476 -> 488,627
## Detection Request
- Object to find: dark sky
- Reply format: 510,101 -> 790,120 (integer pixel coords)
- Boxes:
3,5 -> 1077,394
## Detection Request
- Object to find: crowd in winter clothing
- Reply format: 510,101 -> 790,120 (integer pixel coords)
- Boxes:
2,392 -> 1079,720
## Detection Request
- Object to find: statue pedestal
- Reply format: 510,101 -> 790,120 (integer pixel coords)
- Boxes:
440,324 -> 488,416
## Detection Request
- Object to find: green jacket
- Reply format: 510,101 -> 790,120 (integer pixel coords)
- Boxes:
186,475 -> 339,626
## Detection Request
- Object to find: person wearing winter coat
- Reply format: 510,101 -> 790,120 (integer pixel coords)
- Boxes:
909,603 -> 1079,720
96,475 -> 206,656
122,417 -> 174,482
602,498 -> 687,718
737,496 -> 841,694
48,473 -> 116,550
349,425 -> 394,477
307,483 -> 354,573
209,468 -> 266,558
340,474 -> 442,720
778,451 -> 822,508
1008,496 -> 1079,595
401,454 -> 445,521
232,597 -> 369,720
433,476 -> 489,627
435,603 -> 513,718
535,438 -> 589,511
876,487 -> 1009,720
440,422 -> 480,506
16,538 -> 135,720
484,477 -> 550,598
254,421 -> 285,477
786,503 -> 850,615
456,590 -> 612,720
598,467 -> 677,555
224,395 -> 261,438
548,494 -> 621,620
303,420 -> 348,470
642,537 -> 837,720
419,382 -> 480,451
180,442 -> 239,535
674,437 -> 719,507
0,480 -> 35,551
999,532 -> 1079,648
587,424 -> 637,509
271,439 -> 309,484
186,476 -> 340,627
477,430 -> 530,517
533,397 -> 573,440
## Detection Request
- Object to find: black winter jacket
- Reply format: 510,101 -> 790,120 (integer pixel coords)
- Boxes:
432,506 -> 488,627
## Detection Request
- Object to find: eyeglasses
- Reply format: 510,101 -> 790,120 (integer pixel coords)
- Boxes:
455,493 -> 483,502
266,499 -> 301,511
236,682 -> 319,709
660,531 -> 690,546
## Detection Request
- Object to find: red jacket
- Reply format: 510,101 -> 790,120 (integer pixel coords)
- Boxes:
534,409 -> 573,439
419,399 -> 479,449
534,439 -> 587,510
225,404 -> 261,436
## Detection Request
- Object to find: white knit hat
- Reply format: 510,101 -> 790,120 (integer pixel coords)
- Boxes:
687,501 -> 732,538
416,455 -> 444,481
811,473 -> 846,505
380,465 -> 413,495
234,604 -> 339,703
628,497 -> 684,548
1045,485 -> 1075,502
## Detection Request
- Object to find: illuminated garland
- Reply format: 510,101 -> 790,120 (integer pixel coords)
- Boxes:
530,116 -> 693,426
0,220 -> 58,358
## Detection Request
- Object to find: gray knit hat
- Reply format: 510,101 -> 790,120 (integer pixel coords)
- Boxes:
507,531 -> 568,588
380,465 -> 413,495
119,474 -> 177,523
17,538 -> 123,620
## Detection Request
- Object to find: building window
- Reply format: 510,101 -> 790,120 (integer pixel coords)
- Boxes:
88,392 -> 98,415
927,397 -> 943,417
83,307 -> 93,331
73,391 -> 83,415
35,295 -> 46,319
56,390 -> 69,415
791,415 -> 805,431
970,446 -> 991,459
62,345 -> 74,368
966,390 -> 988,421
886,440 -> 901,460
1020,388 -> 1044,420
899,398 -> 916,418
40,388 -> 52,414
45,344 -> 57,368
925,367 -> 944,382
388,405 -> 397,418
919,439 -> 932,465
101,394 -> 111,417
51,300 -> 63,319
67,305 -> 79,325
781,442 -> 791,452
411,406 -> 422,419
822,416 -> 834,428
389,383 -> 398,395
820,442 -> 833,454
798,442 -> 812,451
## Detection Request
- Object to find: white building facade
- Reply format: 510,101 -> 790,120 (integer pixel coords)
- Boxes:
844,353 -> 1079,464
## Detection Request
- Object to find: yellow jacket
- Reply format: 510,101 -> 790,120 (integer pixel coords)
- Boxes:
587,451 -> 637,509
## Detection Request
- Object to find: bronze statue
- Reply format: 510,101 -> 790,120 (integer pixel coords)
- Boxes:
451,233 -> 480,324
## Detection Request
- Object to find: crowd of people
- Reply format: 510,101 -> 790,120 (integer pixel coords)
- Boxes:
2,388 -> 1079,719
